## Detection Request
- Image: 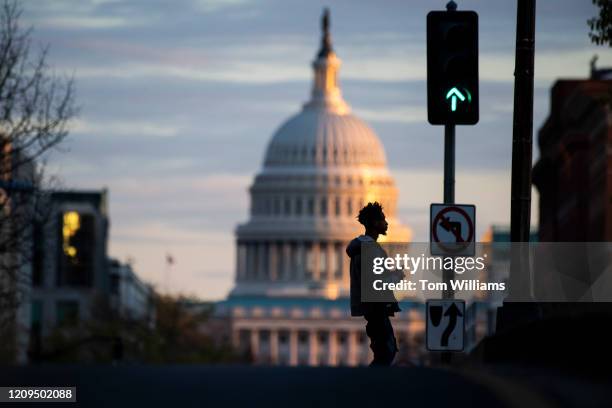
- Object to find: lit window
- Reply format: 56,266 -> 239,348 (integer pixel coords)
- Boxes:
62,211 -> 80,258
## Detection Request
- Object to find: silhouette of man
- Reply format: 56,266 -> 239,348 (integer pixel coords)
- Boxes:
346,202 -> 402,366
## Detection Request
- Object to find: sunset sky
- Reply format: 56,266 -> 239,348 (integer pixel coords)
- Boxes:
23,0 -> 612,299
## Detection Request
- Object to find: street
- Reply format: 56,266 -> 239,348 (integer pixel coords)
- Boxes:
1,364 -> 610,407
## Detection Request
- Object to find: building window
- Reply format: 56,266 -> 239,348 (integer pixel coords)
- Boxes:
334,243 -> 343,279
261,243 -> 269,280
264,198 -> 271,215
289,243 -> 298,280
335,197 -> 341,216
319,243 -> 327,278
284,198 -> 291,216
276,242 -> 284,280
56,300 -> 79,326
307,198 -> 314,216
57,212 -> 95,288
273,198 -> 281,215
347,198 -> 353,216
238,244 -> 247,280
305,243 -> 314,280
320,198 -> 327,216
252,243 -> 259,279
296,244 -> 305,280
295,198 -> 303,216
245,243 -> 254,280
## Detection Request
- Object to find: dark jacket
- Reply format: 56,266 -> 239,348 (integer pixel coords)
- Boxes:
346,235 -> 400,317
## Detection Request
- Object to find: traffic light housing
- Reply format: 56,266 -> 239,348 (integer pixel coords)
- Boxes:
427,10 -> 478,125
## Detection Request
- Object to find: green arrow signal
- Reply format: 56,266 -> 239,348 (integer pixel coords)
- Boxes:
446,87 -> 466,112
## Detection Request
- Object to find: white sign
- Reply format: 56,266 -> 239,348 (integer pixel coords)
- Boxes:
430,203 -> 476,256
426,299 -> 465,352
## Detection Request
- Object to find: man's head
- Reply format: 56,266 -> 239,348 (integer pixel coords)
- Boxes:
358,202 -> 388,238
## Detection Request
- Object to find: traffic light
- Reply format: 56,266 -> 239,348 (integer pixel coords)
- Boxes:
427,10 -> 478,125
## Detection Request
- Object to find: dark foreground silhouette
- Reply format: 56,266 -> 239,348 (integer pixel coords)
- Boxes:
1,363 -> 611,408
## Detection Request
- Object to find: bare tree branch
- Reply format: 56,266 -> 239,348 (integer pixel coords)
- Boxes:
0,0 -> 77,345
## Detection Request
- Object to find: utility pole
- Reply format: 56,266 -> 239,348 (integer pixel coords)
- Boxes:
497,0 -> 536,332
441,111 -> 455,365
441,1 -> 457,365
511,0 -> 536,244
443,121 -> 455,300
509,0 -> 536,299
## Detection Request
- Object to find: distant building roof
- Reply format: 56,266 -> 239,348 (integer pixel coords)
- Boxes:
51,188 -> 108,215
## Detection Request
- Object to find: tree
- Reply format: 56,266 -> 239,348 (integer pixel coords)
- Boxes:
141,294 -> 241,363
0,0 -> 76,362
588,0 -> 612,46
30,294 -> 243,364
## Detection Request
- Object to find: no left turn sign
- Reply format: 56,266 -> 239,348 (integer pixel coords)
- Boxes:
430,203 -> 476,256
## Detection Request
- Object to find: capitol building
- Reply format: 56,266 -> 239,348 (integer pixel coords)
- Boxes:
215,10 -> 426,366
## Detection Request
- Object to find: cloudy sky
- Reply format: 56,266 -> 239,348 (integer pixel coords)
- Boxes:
22,0 -> 612,299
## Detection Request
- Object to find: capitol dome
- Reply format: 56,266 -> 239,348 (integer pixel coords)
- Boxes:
264,109 -> 387,168
232,10 -> 411,298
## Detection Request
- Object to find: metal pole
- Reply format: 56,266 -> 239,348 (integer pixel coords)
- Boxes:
443,123 -> 455,299
442,0 -> 458,366
441,123 -> 455,365
509,0 -> 536,299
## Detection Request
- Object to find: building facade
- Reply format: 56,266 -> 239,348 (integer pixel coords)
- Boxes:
30,190 -> 111,344
29,189 -> 156,361
533,63 -> 612,241
217,10 -> 426,366
108,258 -> 156,327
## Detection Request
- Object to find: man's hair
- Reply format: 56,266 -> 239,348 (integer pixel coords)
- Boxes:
357,202 -> 385,227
